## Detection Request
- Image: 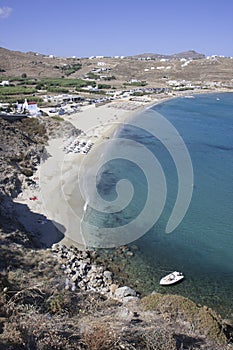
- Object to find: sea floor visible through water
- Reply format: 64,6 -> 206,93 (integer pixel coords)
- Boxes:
84,92 -> 233,318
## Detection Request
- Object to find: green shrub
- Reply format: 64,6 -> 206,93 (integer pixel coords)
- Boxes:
0,86 -> 37,95
98,84 -> 111,89
46,292 -> 65,314
51,116 -> 64,122
142,293 -> 226,343
87,72 -> 99,80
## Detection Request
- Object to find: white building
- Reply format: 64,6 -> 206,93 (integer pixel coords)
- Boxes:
97,62 -> 106,66
0,80 -> 10,86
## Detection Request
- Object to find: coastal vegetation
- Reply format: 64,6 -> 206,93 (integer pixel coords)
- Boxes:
1,47 -> 233,349
0,77 -> 96,104
97,84 -> 111,89
125,81 -> 148,87
60,62 -> 82,76
142,294 -> 227,343
0,86 -> 37,96
51,116 -> 64,122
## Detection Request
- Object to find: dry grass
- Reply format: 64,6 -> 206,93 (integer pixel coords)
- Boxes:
143,327 -> 177,350
81,321 -> 119,350
142,293 -> 226,344
0,228 -> 232,349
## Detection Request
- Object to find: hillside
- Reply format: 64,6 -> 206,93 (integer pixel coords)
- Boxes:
128,50 -> 206,60
0,47 -> 233,88
0,47 -> 82,78
0,47 -> 233,349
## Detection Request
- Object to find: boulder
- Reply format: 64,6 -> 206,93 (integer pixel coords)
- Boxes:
122,296 -> 139,303
114,286 -> 136,301
103,270 -> 113,280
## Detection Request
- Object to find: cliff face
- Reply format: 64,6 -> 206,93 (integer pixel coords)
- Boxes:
0,118 -> 45,197
0,116 -> 80,211
0,118 -> 47,237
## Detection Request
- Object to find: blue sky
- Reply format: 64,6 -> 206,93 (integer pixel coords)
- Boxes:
0,0 -> 233,57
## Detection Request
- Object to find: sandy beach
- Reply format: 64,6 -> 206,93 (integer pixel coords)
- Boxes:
13,98 -> 161,248
13,90 -> 220,248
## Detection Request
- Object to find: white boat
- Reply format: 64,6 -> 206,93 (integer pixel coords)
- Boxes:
159,271 -> 184,286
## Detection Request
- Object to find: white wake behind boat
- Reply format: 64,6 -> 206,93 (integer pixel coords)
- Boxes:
159,271 -> 184,286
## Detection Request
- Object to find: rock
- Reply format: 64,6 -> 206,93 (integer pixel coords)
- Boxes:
71,283 -> 76,292
126,251 -> 134,257
110,284 -> 119,295
80,263 -> 87,271
101,287 -> 110,294
103,270 -> 113,280
82,251 -> 89,259
117,307 -> 133,320
90,265 -> 98,273
223,318 -> 233,327
51,242 -> 139,301
151,290 -> 158,295
114,286 -> 136,300
130,244 -> 139,251
71,273 -> 79,282
51,243 -> 60,251
77,281 -> 86,289
65,278 -> 70,290
122,296 -> 139,303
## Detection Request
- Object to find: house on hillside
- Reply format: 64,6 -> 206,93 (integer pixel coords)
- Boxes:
16,99 -> 40,116
0,80 -> 10,86
28,101 -> 40,116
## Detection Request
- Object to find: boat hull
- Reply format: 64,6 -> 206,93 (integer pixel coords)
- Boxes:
159,271 -> 184,286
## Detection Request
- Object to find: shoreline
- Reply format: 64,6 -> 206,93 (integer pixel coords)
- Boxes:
13,98 -> 158,248
13,89 -> 232,248
11,90 -> 233,321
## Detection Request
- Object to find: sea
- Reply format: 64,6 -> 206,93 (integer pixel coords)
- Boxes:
83,92 -> 233,317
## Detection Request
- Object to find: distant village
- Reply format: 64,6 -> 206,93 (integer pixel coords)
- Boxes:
0,52 -> 232,120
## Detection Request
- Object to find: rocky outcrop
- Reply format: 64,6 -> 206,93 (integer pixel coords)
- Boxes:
51,243 -> 138,303
0,116 -> 80,219
114,286 -> 137,302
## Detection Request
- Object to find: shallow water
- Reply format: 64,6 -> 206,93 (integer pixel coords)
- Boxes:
84,92 -> 233,317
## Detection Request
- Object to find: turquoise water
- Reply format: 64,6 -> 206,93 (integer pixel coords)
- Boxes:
84,93 -> 233,316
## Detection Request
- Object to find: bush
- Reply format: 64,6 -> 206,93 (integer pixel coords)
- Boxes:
143,327 -> 176,350
62,63 -> 82,76
0,86 -> 37,96
21,118 -> 47,138
82,321 -> 118,350
98,84 -> 111,89
51,116 -> 64,122
47,86 -> 69,93
103,76 -> 116,81
86,72 -> 99,80
21,168 -> 33,177
127,81 -> 147,87
142,293 -> 226,343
